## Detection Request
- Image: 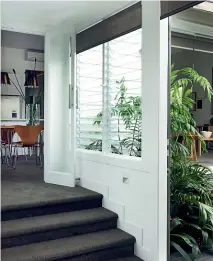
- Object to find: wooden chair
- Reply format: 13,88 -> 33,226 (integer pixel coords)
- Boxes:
208,126 -> 213,150
188,139 -> 197,161
12,125 -> 44,168
185,134 -> 197,161
208,126 -> 213,137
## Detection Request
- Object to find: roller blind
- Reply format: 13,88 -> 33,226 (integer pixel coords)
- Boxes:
172,33 -> 213,53
76,1 -> 200,54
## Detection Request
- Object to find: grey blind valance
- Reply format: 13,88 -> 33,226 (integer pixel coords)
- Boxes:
1,30 -> 44,51
171,33 -> 213,53
76,1 -> 201,54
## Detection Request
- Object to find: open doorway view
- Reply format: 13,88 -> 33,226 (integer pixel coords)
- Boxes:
1,1 -> 213,261
170,2 -> 213,261
1,31 -> 44,169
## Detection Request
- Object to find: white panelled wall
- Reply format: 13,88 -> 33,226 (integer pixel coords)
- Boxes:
45,1 -> 169,261
44,30 -> 75,187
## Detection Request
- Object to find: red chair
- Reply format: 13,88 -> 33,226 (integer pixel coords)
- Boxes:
1,126 -> 15,165
12,125 -> 44,169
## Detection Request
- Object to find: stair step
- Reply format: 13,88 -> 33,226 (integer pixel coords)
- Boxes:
109,257 -> 143,261
2,229 -> 135,261
2,193 -> 103,221
2,208 -> 118,248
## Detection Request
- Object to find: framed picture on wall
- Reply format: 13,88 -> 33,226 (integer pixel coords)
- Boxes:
191,92 -> 196,111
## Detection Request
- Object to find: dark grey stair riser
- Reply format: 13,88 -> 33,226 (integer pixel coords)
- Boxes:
42,244 -> 134,261
109,257 -> 142,261
2,198 -> 102,221
2,218 -> 117,248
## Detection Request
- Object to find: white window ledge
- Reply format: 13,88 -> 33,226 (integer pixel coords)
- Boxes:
77,148 -> 149,173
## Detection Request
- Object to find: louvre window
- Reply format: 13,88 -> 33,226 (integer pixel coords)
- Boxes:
76,29 -> 142,157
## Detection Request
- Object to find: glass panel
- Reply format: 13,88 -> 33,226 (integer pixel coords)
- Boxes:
76,45 -> 103,150
76,29 -> 142,157
106,29 -> 142,157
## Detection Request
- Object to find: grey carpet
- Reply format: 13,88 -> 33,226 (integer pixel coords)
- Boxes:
2,157 -> 213,261
110,256 -> 141,261
1,157 -> 143,261
1,157 -> 101,210
2,208 -> 117,238
2,229 -> 135,261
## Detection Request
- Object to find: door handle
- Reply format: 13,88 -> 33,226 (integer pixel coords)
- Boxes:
69,84 -> 78,109
69,84 -> 71,109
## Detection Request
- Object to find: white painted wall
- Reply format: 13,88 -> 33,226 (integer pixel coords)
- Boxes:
172,48 -> 213,126
1,46 -> 44,74
44,31 -> 75,187
76,8 -> 168,261
45,2 -> 168,260
1,46 -> 44,118
1,95 -> 20,119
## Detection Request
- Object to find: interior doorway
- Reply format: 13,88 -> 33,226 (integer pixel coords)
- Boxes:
169,2 -> 213,260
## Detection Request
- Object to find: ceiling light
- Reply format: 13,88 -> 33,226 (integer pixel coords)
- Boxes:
172,45 -> 213,54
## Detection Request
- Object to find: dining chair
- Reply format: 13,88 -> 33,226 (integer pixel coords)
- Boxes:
12,125 -> 44,169
184,134 -> 197,161
1,126 -> 15,166
1,141 -> 6,164
208,126 -> 213,150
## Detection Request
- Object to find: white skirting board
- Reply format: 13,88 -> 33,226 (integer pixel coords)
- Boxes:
44,171 -> 75,187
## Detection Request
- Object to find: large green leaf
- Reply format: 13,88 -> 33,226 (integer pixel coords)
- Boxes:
171,241 -> 194,261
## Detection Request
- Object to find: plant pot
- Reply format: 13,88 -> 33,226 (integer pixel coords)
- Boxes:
201,131 -> 212,139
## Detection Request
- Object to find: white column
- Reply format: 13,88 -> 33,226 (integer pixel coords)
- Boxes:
70,33 -> 77,181
142,0 -> 168,260
44,29 -> 75,187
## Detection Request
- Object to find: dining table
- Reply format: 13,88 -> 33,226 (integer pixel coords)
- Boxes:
197,136 -> 213,157
190,134 -> 213,160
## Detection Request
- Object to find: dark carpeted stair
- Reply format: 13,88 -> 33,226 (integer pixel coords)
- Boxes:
110,256 -> 141,261
1,188 -> 143,261
1,193 -> 103,221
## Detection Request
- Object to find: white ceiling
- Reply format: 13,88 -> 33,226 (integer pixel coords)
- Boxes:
1,1 -> 136,35
194,2 -> 213,13
173,3 -> 213,28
